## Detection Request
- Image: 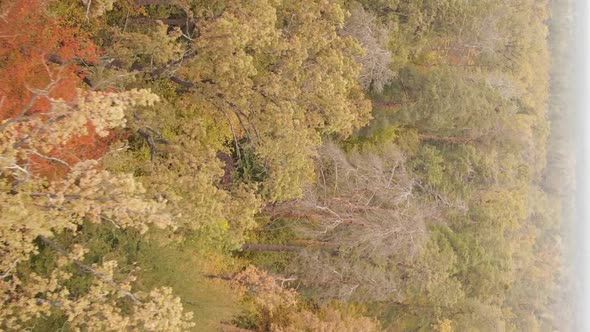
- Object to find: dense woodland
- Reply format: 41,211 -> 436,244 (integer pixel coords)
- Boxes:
0,0 -> 575,331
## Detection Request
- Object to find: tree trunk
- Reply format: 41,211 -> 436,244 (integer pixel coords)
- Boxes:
290,239 -> 338,248
129,17 -> 191,27
241,243 -> 302,252
203,273 -> 235,281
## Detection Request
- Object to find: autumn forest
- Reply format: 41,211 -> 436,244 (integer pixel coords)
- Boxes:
0,0 -> 575,331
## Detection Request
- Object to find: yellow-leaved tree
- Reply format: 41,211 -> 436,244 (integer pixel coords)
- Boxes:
0,31 -> 193,328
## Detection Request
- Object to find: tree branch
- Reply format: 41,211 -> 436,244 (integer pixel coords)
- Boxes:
38,235 -> 140,302
1,259 -> 20,279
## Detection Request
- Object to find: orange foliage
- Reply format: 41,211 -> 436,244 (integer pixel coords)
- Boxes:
0,0 -> 117,179
0,0 -> 98,118
29,122 -> 123,180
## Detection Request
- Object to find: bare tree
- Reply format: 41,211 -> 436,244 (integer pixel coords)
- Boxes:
272,142 -> 430,258
268,142 -> 437,300
342,5 -> 395,92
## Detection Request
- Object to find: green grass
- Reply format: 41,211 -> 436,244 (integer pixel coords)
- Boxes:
24,223 -> 245,331
134,235 -> 242,331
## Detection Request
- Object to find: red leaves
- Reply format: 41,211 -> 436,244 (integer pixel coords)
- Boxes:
0,0 -> 113,179
0,0 -> 97,119
29,121 -> 119,180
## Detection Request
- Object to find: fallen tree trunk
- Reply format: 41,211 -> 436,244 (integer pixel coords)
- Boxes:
241,243 -> 302,252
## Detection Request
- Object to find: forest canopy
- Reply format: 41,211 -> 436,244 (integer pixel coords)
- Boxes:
0,0 -> 573,331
